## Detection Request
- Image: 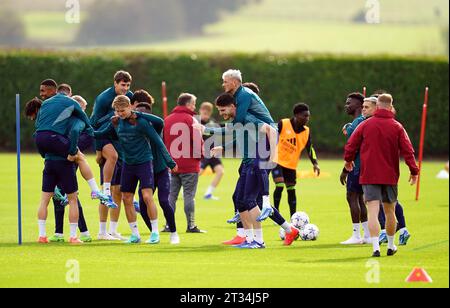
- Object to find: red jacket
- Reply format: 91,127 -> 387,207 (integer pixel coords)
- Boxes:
344,109 -> 419,185
164,106 -> 203,174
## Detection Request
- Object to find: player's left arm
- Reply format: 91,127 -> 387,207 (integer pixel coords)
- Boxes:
138,118 -> 177,171
398,125 -> 420,184
344,123 -> 364,171
305,132 -> 320,176
68,120 -> 85,156
234,91 -> 252,124
135,112 -> 164,135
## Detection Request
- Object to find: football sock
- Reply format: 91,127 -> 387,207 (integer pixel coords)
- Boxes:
129,222 -> 140,237
69,223 -> 78,238
387,235 -> 395,250
150,220 -> 159,234
109,221 -> 118,234
371,237 -> 380,252
237,228 -> 245,238
103,182 -> 111,197
38,220 -> 46,237
361,222 -> 370,238
99,222 -> 107,234
353,223 -> 361,239
254,229 -> 264,244
87,178 -> 100,193
244,229 -> 254,243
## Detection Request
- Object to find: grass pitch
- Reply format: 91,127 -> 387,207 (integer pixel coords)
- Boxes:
0,154 -> 448,288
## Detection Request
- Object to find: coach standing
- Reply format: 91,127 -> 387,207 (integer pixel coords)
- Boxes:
344,94 -> 419,257
164,93 -> 206,233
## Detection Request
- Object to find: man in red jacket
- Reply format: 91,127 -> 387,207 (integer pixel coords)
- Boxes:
344,94 -> 419,257
164,93 -> 206,233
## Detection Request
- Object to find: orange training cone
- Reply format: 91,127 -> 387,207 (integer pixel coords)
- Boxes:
405,268 -> 433,283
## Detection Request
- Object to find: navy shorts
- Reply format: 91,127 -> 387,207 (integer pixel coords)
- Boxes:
78,133 -> 94,153
271,164 -> 297,185
347,169 -> 363,194
95,138 -> 112,152
200,157 -> 223,171
35,131 -> 70,158
233,162 -> 263,213
121,161 -> 154,193
100,160 -> 123,186
42,160 -> 78,194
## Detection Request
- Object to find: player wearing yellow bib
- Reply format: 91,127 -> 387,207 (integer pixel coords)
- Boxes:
272,103 -> 320,217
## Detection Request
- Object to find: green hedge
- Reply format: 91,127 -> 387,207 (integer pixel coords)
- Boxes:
1,50 -> 448,156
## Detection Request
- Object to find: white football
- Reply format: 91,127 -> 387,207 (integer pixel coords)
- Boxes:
291,212 -> 310,230
300,224 -> 320,241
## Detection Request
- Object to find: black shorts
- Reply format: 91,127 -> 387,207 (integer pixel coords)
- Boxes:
42,160 -> 78,194
347,169 -> 363,194
271,164 -> 297,185
95,138 -> 112,152
200,157 -> 223,171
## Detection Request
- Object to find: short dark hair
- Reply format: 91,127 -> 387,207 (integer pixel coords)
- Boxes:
177,93 -> 196,106
135,102 -> 152,113
40,79 -> 57,88
371,89 -> 387,97
347,92 -> 365,104
131,89 -> 155,105
114,70 -> 132,83
57,83 -> 72,95
243,82 -> 260,94
293,103 -> 309,115
215,93 -> 236,107
24,97 -> 42,120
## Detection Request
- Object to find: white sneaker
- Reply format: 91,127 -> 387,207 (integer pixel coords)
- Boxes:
170,233 -> 180,244
362,237 -> 372,244
110,232 -> 127,241
97,233 -> 120,241
340,236 -> 363,245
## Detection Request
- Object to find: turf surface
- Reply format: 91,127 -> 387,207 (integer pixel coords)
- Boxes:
0,154 -> 448,288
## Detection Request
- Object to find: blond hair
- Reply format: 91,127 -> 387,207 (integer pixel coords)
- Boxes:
200,102 -> 214,113
72,95 -> 87,107
377,94 -> 393,107
112,95 -> 131,109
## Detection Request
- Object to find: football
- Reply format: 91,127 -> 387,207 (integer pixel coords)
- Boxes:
300,224 -> 320,241
291,212 -> 310,230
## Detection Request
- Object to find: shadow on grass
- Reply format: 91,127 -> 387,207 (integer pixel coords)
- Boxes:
288,255 -> 373,264
129,244 -> 229,254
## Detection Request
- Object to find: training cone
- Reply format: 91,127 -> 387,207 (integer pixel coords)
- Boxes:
405,268 -> 433,283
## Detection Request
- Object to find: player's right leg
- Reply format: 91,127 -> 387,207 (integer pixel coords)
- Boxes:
101,143 -> 118,199
109,161 -> 125,240
74,151 -> 113,206
395,201 -> 411,245
363,185 -> 385,257
272,165 -> 285,212
204,159 -> 224,200
121,163 -> 141,244
97,163 -> 119,241
38,160 -> 61,243
56,161 -> 82,244
341,170 -> 363,245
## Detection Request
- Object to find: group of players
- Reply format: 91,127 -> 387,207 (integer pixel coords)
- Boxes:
26,68 -> 417,255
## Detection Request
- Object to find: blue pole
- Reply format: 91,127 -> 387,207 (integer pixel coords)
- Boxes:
16,94 -> 22,245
